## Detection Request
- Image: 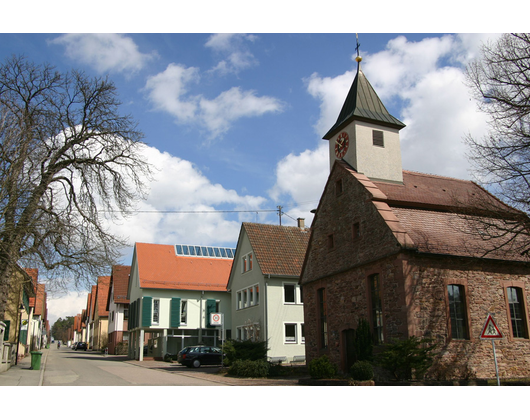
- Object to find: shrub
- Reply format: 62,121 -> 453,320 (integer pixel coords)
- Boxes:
350,360 -> 374,381
223,339 -> 268,366
375,336 -> 437,380
228,359 -> 269,378
308,355 -> 337,379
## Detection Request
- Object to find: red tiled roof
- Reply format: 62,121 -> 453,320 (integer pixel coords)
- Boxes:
338,161 -> 530,262
96,276 -> 110,317
33,284 -> 46,316
135,243 -> 232,291
242,223 -> 311,277
111,265 -> 131,304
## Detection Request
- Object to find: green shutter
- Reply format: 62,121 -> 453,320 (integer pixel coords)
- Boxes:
170,298 -> 181,328
19,329 -> 27,344
206,299 -> 216,328
2,320 -> 10,341
142,297 -> 152,327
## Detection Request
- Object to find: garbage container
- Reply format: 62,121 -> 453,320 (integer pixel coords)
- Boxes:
30,351 -> 43,370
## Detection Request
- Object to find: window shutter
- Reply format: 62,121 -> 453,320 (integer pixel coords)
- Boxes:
170,298 -> 181,328
142,297 -> 152,327
2,320 -> 10,341
206,299 -> 216,328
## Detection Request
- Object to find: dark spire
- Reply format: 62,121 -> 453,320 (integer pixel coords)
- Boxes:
323,37 -> 405,140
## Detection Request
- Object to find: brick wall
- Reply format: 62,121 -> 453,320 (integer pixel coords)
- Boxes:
301,162 -> 530,380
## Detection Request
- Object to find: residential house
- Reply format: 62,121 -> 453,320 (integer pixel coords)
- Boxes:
300,55 -> 530,379
127,242 -> 234,361
228,221 -> 310,362
29,283 -> 47,350
92,276 -> 110,351
85,285 -> 97,349
72,313 -> 83,344
0,267 -> 36,364
107,265 -> 131,355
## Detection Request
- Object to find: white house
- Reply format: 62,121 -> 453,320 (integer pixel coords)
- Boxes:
127,242 -> 234,361
227,221 -> 310,363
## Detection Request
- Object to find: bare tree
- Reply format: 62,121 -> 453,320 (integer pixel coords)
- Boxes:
0,56 -> 152,311
464,33 -> 530,256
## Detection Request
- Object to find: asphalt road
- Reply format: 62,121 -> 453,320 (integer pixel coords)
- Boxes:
43,346 -> 226,386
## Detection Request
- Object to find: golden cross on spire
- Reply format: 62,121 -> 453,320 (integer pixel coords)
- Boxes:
355,33 -> 362,65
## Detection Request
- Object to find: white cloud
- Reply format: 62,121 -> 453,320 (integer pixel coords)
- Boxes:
105,144 -> 268,249
50,34 -> 156,74
205,33 -> 258,75
47,291 -> 88,328
145,64 -> 284,139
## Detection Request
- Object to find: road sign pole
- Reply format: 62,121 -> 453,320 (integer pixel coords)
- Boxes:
480,314 -> 503,386
492,340 -> 500,386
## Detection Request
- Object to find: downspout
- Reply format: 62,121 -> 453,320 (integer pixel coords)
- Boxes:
265,275 -> 269,359
199,291 -> 204,343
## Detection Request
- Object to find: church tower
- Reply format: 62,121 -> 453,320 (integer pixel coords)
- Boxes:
323,41 -> 406,183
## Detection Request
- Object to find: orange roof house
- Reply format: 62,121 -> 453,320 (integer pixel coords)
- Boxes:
127,242 -> 235,361
92,276 -> 110,351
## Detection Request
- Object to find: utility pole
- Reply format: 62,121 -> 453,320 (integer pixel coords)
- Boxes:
277,206 -> 283,226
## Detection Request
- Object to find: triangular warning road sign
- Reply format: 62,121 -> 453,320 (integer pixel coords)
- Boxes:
480,314 -> 503,339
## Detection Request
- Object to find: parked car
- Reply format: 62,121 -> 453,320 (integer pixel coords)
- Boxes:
76,342 -> 87,351
177,345 -> 224,368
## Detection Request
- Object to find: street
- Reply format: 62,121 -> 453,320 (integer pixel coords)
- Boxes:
43,346 -> 226,386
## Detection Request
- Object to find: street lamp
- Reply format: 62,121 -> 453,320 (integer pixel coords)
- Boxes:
15,303 -> 25,365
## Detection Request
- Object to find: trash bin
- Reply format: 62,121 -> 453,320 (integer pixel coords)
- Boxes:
30,351 -> 43,370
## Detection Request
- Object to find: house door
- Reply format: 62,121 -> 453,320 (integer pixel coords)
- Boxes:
343,329 -> 356,372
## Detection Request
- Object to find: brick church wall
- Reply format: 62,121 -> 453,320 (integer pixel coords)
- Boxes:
301,162 -> 530,380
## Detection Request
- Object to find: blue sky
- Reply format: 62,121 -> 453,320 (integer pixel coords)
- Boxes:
1,4 -> 513,327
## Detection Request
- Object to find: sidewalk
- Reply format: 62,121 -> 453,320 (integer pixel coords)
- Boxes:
0,349 -> 48,386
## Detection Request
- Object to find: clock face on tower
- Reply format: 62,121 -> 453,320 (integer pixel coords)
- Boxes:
335,132 -> 349,159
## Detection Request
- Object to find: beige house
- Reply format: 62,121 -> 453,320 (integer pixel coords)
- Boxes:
228,222 -> 310,363
92,276 -> 110,351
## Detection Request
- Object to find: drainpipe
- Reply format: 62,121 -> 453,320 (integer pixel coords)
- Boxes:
265,275 -> 269,359
199,291 -> 204,343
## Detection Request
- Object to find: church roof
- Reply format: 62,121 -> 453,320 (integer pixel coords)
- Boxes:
323,66 -> 405,140
336,160 -> 529,262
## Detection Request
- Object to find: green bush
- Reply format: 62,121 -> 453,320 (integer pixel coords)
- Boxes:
228,359 -> 269,377
375,336 -> 437,381
308,355 -> 337,379
350,360 -> 374,381
223,339 -> 268,366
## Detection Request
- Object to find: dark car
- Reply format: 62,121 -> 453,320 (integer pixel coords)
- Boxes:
177,345 -> 223,368
76,342 -> 87,351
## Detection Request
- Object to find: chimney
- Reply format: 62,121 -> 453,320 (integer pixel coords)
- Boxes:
297,218 -> 305,229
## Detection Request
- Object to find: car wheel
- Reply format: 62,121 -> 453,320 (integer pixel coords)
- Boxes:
192,359 -> 201,368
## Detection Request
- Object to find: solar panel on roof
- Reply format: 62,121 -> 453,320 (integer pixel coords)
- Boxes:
174,244 -> 236,259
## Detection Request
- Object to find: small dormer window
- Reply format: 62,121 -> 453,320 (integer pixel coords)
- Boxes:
373,130 -> 384,147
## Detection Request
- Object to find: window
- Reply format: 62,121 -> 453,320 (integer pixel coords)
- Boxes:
318,288 -> 328,349
285,324 -> 297,343
284,283 -> 296,304
328,234 -> 335,249
236,284 -> 260,310
507,287 -> 528,339
152,299 -> 160,325
352,222 -> 360,240
241,252 -> 253,273
369,274 -> 384,345
373,130 -> 384,147
180,300 -> 187,325
336,179 -> 343,196
447,284 -> 469,340
301,323 -> 305,343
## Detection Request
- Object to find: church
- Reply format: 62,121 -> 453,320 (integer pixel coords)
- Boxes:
300,51 -> 530,380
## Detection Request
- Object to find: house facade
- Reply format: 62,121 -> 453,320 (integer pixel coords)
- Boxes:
228,221 -> 309,362
92,276 -> 110,351
107,265 -> 131,355
127,242 -> 234,361
300,56 -> 530,379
